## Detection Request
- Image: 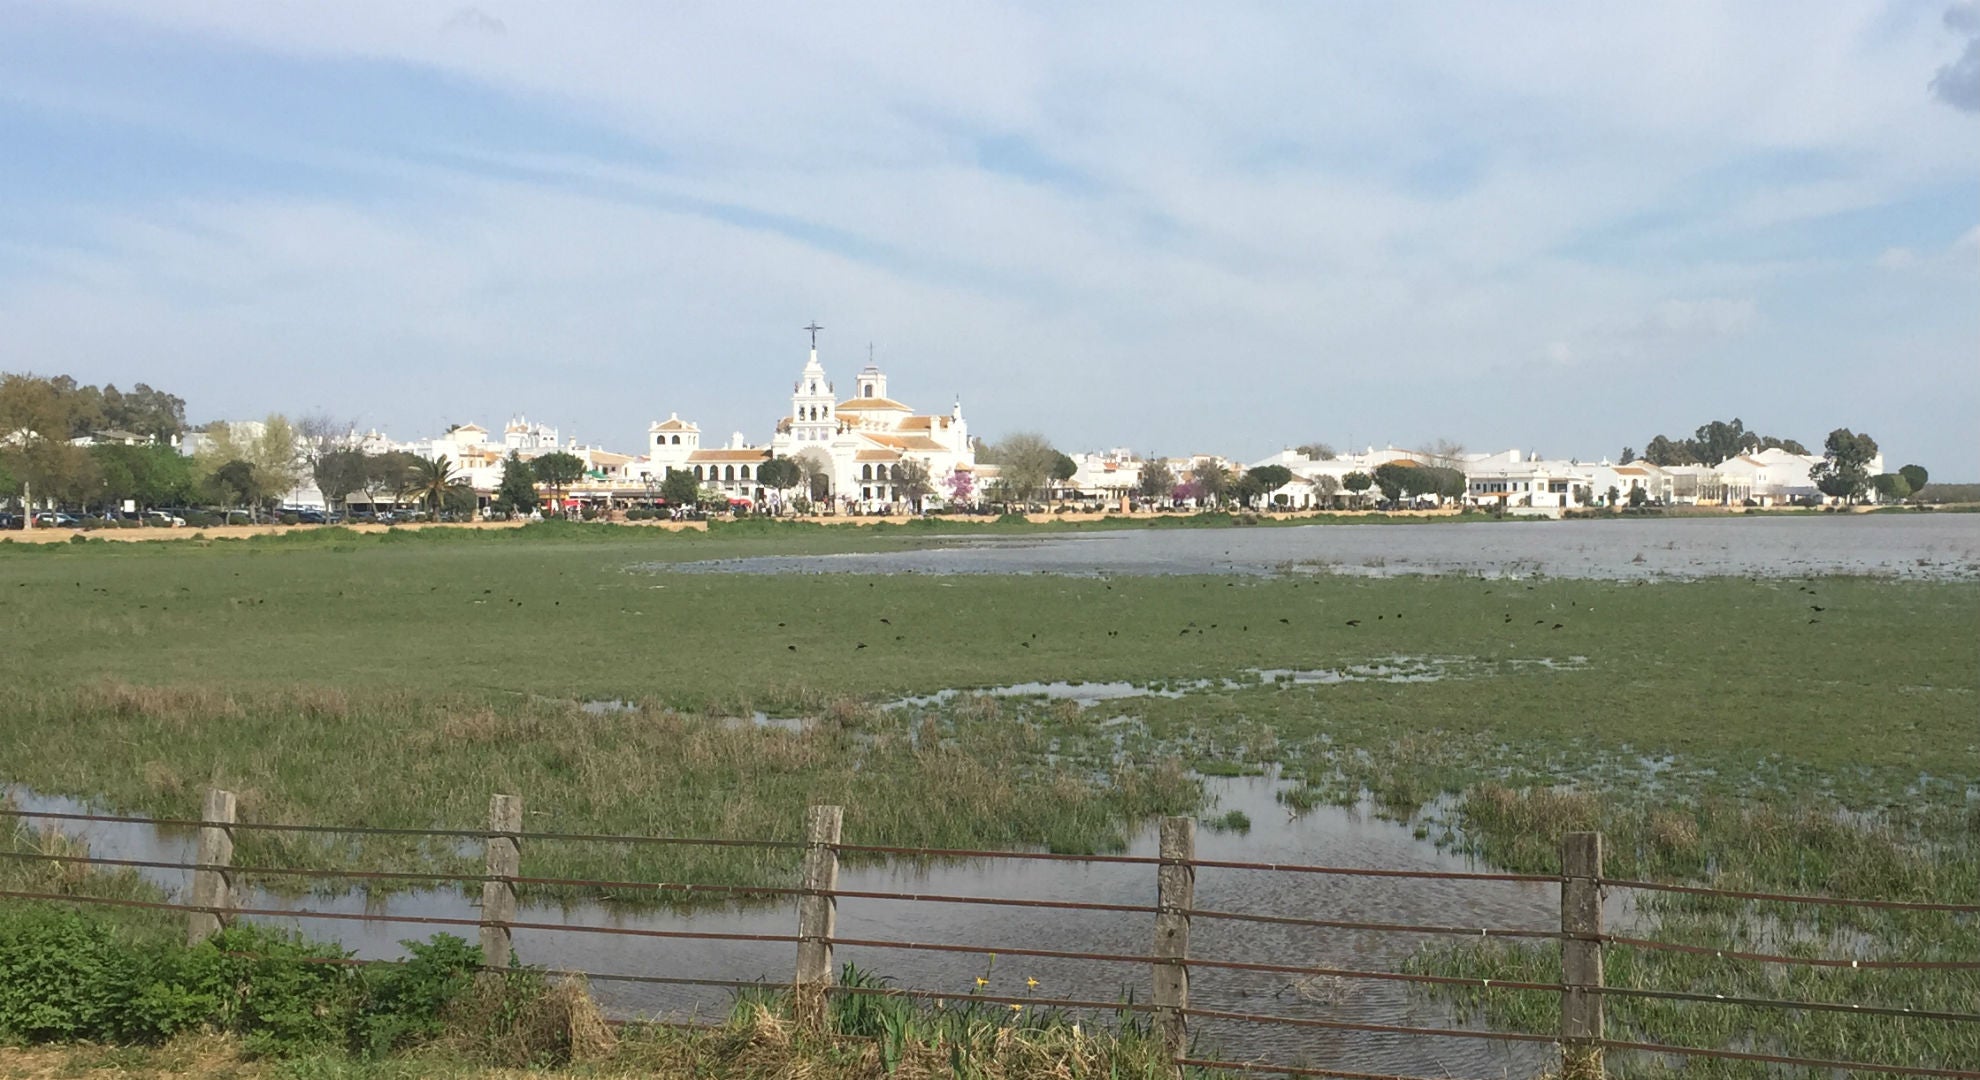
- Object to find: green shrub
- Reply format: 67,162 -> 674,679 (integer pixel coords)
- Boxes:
0,906 -> 482,1057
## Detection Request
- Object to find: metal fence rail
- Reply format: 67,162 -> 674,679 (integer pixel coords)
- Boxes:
5,796 -> 1975,1079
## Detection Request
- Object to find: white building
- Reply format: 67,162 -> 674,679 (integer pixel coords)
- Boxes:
648,340 -> 977,512
1464,450 -> 1595,512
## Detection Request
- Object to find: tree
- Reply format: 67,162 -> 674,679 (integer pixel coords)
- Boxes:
1618,447 -> 1637,465
1810,428 -> 1879,505
1372,462 -> 1416,504
945,468 -> 975,507
1050,452 -> 1078,505
313,450 -> 371,514
1641,435 -> 1693,466
661,467 -> 701,507
1869,473 -> 1912,503
1137,460 -> 1175,502
1690,418 -> 1752,465
1311,473 -> 1340,508
1898,464 -> 1928,498
198,416 -> 302,519
493,452 -> 537,516
88,443 -> 192,512
206,459 -> 257,512
1341,471 -> 1373,508
895,459 -> 934,513
1758,436 -> 1811,455
531,451 -> 586,507
107,383 -> 187,441
408,455 -> 461,516
1419,439 -> 1466,466
361,451 -> 420,511
757,457 -> 803,504
0,373 -> 93,527
1419,466 -> 1467,502
1189,460 -> 1230,507
977,432 -> 1059,506
1244,465 -> 1293,508
794,451 -> 833,505
1294,443 -> 1337,461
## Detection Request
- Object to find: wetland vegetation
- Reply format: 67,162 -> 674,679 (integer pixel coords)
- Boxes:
3,521 -> 1975,1073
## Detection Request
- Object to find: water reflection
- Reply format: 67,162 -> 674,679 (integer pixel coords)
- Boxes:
651,514 -> 1980,581
7,779 -> 1558,1074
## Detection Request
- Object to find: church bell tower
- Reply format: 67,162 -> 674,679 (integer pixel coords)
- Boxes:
790,322 -> 836,444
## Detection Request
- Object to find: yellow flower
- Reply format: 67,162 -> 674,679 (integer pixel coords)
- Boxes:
1025,977 -> 1039,989
1009,1003 -> 1023,1013
974,977 -> 989,988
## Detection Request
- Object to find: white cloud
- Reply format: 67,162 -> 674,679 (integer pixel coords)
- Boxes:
3,2 -> 1976,470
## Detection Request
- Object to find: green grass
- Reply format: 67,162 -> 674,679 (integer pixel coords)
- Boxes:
1,524 -> 1975,1071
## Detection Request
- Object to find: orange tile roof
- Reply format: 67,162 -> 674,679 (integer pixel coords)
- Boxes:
864,433 -> 949,452
854,449 -> 902,462
650,417 -> 696,431
838,396 -> 911,411
688,448 -> 771,463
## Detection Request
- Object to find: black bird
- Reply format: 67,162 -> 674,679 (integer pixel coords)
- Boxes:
1552,623 -> 1563,630
1809,618 -> 1820,624
1345,619 -> 1361,627
856,642 -> 867,650
483,588 -> 492,594
1021,641 -> 1031,648
880,617 -> 891,624
777,622 -> 785,627
1179,629 -> 1190,636
1279,618 -> 1290,624
787,644 -> 797,651
1811,605 -> 1825,612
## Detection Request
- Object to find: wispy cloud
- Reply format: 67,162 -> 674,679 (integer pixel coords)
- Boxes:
1,1 -> 1976,471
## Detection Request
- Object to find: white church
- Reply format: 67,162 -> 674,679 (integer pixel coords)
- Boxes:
646,334 -> 976,512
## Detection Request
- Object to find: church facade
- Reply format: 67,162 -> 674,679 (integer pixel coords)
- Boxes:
647,340 -> 975,512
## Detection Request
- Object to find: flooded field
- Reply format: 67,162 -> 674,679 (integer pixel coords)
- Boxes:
7,778 -> 1560,1075
660,513 -> 1980,580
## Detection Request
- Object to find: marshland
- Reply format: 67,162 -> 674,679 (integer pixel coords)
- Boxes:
3,517 -> 1976,1075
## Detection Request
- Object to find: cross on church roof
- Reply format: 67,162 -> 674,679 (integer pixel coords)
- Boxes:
804,321 -> 823,348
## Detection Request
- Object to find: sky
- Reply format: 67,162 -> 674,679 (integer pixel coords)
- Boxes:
1,2 -> 1976,474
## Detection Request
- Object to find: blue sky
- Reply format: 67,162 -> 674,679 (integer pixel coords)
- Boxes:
2,1 -> 1976,473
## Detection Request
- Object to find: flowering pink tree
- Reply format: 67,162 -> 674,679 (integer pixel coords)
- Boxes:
945,469 -> 975,507
1171,479 -> 1199,505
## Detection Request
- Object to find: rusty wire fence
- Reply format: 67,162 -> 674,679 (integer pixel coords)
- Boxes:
2,793 -> 1977,1080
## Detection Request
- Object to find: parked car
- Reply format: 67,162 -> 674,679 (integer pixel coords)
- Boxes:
31,512 -> 80,527
0,512 -> 20,530
144,510 -> 186,527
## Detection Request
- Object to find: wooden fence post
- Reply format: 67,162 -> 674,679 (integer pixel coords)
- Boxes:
186,788 -> 236,945
479,794 -> 522,980
1153,815 -> 1195,1065
794,804 -> 843,1033
1560,831 -> 1605,1079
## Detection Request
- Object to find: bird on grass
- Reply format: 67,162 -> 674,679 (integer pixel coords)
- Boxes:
1345,619 -> 1361,627
787,644 -> 797,651
855,642 -> 867,650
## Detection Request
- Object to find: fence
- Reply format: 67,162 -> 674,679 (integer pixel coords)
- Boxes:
3,793 -> 1977,1080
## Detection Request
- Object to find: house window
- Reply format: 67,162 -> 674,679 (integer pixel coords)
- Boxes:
724,466 -> 735,482
693,466 -> 703,481
863,383 -> 873,397
739,465 -> 751,480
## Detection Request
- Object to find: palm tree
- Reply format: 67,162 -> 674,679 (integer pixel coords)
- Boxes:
410,454 -> 460,517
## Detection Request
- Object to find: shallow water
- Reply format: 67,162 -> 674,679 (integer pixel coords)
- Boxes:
654,514 -> 1980,580
6,779 -> 1558,1074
